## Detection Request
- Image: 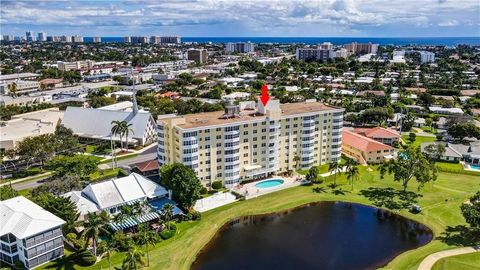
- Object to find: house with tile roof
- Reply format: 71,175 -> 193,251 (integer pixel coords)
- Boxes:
352,127 -> 401,146
0,196 -> 65,269
342,130 -> 396,164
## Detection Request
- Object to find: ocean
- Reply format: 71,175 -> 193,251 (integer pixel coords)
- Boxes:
84,36 -> 480,46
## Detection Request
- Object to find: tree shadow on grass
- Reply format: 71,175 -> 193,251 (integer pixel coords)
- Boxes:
331,188 -> 348,196
359,187 -> 422,211
43,254 -> 76,270
436,225 -> 480,247
312,186 -> 327,193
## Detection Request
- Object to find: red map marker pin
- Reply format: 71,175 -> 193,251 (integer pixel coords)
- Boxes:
260,84 -> 270,106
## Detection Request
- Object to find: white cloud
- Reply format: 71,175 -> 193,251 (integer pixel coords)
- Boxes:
438,19 -> 459,26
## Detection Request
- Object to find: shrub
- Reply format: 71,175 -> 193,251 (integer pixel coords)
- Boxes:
65,233 -> 85,250
191,211 -> 202,221
112,231 -> 131,251
75,250 -> 96,266
211,181 -> 223,190
160,224 -> 177,240
200,187 -> 208,195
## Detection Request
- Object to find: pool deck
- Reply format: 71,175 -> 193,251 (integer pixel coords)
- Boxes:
232,176 -> 307,200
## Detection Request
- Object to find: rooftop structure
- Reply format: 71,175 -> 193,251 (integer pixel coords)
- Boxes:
352,127 -> 400,146
62,106 -> 156,146
342,130 -> 395,164
0,108 -> 64,151
0,196 -> 64,269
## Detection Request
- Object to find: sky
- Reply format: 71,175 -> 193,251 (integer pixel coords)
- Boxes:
1,0 -> 479,37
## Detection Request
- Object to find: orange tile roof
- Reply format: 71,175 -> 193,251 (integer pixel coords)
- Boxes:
133,159 -> 159,172
353,127 -> 400,139
342,130 -> 393,152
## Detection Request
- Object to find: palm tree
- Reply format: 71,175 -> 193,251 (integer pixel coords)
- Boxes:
81,212 -> 110,256
123,122 -> 134,152
161,203 -> 175,230
293,155 -> 301,170
111,120 -> 125,151
328,161 -> 341,187
122,245 -> 145,270
131,201 -> 144,217
137,223 -> 159,266
105,238 -> 117,270
346,165 -> 360,191
344,158 -> 357,173
7,82 -> 17,97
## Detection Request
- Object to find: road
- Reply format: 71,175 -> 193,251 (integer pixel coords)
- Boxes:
12,145 -> 157,191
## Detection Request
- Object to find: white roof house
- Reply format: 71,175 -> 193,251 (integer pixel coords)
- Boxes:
64,173 -> 168,214
0,196 -> 64,239
62,106 -> 156,146
429,106 -> 464,115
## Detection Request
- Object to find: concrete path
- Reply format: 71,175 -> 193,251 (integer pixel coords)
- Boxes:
417,246 -> 480,270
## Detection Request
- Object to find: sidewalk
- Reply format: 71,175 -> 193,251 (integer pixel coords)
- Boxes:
417,246 -> 479,270
0,171 -> 52,187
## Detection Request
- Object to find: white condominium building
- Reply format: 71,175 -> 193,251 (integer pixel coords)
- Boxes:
157,99 -> 343,187
225,42 -> 255,53
419,51 -> 435,64
0,196 -> 65,269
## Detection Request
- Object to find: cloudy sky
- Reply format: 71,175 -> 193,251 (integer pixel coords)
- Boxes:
1,0 -> 479,37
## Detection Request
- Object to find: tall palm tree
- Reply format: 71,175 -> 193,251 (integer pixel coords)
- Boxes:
328,161 -> 341,187
122,245 -> 145,270
344,158 -> 357,173
123,122 -> 134,152
346,165 -> 360,191
111,120 -> 125,151
105,238 -> 117,270
137,223 -> 159,266
81,212 -> 110,256
161,203 -> 175,230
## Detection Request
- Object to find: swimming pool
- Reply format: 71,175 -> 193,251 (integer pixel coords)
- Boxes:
255,179 -> 284,189
469,164 -> 480,171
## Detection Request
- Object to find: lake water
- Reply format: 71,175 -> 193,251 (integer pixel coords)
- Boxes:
192,202 -> 432,270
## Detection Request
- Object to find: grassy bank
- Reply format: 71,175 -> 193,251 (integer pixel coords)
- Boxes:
432,252 -> 480,270
38,166 -> 479,270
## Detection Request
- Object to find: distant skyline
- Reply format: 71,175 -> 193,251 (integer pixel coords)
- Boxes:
1,0 -> 479,37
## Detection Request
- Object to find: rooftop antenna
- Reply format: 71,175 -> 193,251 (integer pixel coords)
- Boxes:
131,67 -> 138,115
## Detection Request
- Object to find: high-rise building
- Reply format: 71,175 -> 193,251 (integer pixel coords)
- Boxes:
187,49 -> 208,64
37,32 -> 46,42
3,35 -> 14,42
160,36 -> 181,44
296,48 -> 333,62
150,36 -> 161,44
131,36 -> 149,44
25,31 -> 35,42
92,37 -> 102,43
318,42 -> 333,50
419,51 -> 435,64
157,100 -> 343,187
72,35 -> 84,43
124,36 -> 132,43
345,42 -> 379,55
225,42 -> 255,53
60,35 -> 72,43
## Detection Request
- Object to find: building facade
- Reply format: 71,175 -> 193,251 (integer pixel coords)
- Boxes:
187,49 -> 208,64
92,37 -> 102,43
157,100 -> 343,187
296,48 -> 333,62
0,196 -> 64,269
25,31 -> 35,42
160,36 -> 181,44
345,42 -> 379,55
419,51 -> 435,63
37,32 -> 46,42
225,42 -> 255,53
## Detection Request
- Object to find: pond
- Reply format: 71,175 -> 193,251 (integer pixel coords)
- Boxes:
192,202 -> 432,270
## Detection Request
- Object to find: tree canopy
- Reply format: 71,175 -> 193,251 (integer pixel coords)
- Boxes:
159,163 -> 203,210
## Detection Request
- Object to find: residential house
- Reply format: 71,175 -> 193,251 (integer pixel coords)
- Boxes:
0,196 -> 64,269
342,130 -> 395,164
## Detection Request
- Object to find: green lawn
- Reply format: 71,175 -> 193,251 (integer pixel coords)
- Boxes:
432,252 -> 480,270
402,135 -> 437,148
38,167 -> 480,270
98,153 -> 139,164
89,168 -> 127,182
